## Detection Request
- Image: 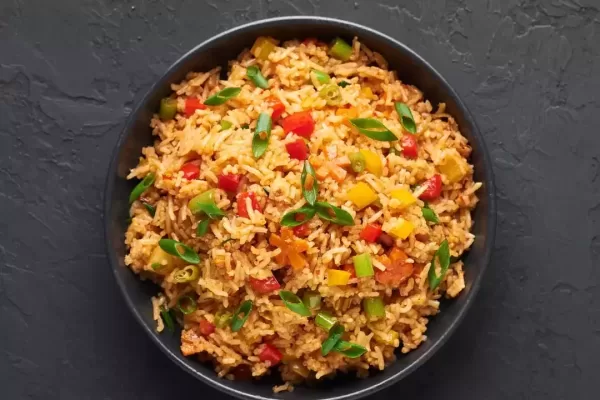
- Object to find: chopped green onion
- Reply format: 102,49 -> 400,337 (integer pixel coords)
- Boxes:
221,238 -> 234,245
348,152 -> 366,173
428,239 -> 450,290
159,98 -> 177,121
315,312 -> 337,332
196,219 -> 210,236
310,69 -> 331,87
177,295 -> 197,315
338,81 -> 350,88
329,37 -> 353,61
302,291 -> 322,310
151,262 -> 162,271
314,202 -> 354,226
252,112 -> 272,158
279,290 -> 311,317
321,323 -> 344,356
188,189 -> 225,219
280,205 -> 317,227
395,102 -> 417,134
160,306 -> 175,332
318,83 -> 342,106
172,265 -> 200,283
301,161 -> 319,206
422,203 -> 439,224
349,118 -> 398,142
220,120 -> 233,131
241,123 -> 250,129
362,297 -> 385,318
214,310 -> 232,328
246,65 -> 269,89
143,202 -> 156,217
352,253 -> 374,277
230,300 -> 253,332
204,87 -> 242,106
158,239 -> 200,264
129,173 -> 156,204
333,340 -> 367,358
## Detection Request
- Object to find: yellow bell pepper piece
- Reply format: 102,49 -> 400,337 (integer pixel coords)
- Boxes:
373,330 -> 399,345
327,269 -> 351,286
359,150 -> 383,176
390,189 -> 416,209
147,246 -> 176,274
361,87 -> 376,100
347,182 -> 379,209
386,218 -> 414,239
251,37 -> 277,60
438,150 -> 468,183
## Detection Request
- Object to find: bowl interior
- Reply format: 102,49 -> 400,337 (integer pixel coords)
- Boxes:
105,17 -> 495,400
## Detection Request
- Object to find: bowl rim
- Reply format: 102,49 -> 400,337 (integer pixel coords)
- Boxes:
104,15 -> 496,400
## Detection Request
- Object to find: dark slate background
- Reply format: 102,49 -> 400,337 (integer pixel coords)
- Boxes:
1,0 -> 599,399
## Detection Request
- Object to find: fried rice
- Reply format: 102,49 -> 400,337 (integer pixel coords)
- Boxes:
124,36 -> 481,391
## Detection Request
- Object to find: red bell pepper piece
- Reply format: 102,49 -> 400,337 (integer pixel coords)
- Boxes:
268,96 -> 286,121
401,135 -> 418,159
258,343 -> 282,365
418,174 -> 442,201
285,139 -> 309,161
198,319 -> 215,336
184,97 -> 207,117
180,161 -> 201,180
237,192 -> 261,218
292,223 -> 311,237
360,224 -> 382,243
249,276 -> 281,294
281,111 -> 315,138
218,173 -> 242,192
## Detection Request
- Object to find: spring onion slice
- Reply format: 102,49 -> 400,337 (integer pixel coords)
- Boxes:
196,219 -> 210,236
172,265 -> 200,283
348,152 -> 365,173
252,112 -> 272,158
160,307 -> 175,332
314,202 -> 354,226
177,295 -> 197,315
333,340 -> 367,358
129,173 -> 156,204
143,202 -> 156,217
349,118 -> 397,142
329,37 -> 353,61
310,69 -> 331,87
318,84 -> 342,106
422,203 -> 439,224
353,253 -> 374,277
188,190 -> 225,219
158,239 -> 200,264
279,291 -> 312,317
214,310 -> 232,328
246,65 -> 269,89
428,239 -> 450,290
301,161 -> 319,206
230,300 -> 253,332
159,98 -> 177,121
280,205 -> 317,227
362,297 -> 385,318
220,120 -> 233,131
204,87 -> 241,106
321,323 -> 344,356
302,291 -> 322,310
395,102 -> 417,134
315,312 -> 337,332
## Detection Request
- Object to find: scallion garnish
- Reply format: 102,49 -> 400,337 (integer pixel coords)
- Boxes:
348,152 -> 366,173
246,65 -> 269,89
321,323 -> 344,356
204,87 -> 241,106
159,98 -> 177,121
318,83 -> 342,106
143,202 -> 156,217
188,189 -> 225,219
220,120 -> 233,131
214,310 -> 232,328
349,118 -> 397,142
314,202 -> 354,226
333,340 -> 367,358
301,161 -> 319,206
338,81 -> 350,88
395,102 -> 417,134
279,290 -> 312,317
177,295 -> 197,315
230,300 -> 253,332
160,306 -> 175,332
422,203 -> 439,224
280,205 -> 317,227
252,112 -> 272,158
329,37 -> 353,61
315,311 -> 337,332
172,265 -> 200,283
428,239 -> 450,290
129,173 -> 156,204
310,69 -> 331,87
302,291 -> 322,310
196,219 -> 210,236
362,297 -> 385,318
158,239 -> 200,264
352,253 -> 374,277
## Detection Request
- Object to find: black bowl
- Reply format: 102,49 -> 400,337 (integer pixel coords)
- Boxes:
104,16 -> 496,400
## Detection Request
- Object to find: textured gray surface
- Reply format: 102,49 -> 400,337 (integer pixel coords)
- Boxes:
1,0 -> 599,399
